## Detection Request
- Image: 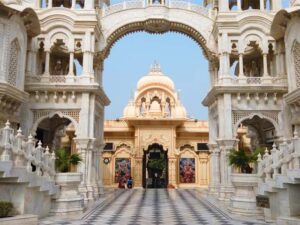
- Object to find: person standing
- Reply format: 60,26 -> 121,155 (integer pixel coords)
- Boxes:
127,176 -> 133,189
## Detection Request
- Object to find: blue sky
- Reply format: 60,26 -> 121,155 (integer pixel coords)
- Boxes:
103,33 -> 209,120
103,0 -> 289,120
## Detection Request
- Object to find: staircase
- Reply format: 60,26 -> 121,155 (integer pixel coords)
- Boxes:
0,121 -> 58,218
257,133 -> 300,224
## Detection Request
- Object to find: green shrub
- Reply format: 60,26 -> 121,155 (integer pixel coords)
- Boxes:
0,201 -> 14,218
55,148 -> 82,172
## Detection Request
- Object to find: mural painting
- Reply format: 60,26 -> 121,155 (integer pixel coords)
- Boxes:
179,158 -> 195,183
115,158 -> 131,183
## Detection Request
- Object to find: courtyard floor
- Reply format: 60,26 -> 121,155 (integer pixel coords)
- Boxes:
40,189 -> 267,225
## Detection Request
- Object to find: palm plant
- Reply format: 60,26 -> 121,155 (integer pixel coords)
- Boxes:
228,148 -> 254,173
55,148 -> 82,172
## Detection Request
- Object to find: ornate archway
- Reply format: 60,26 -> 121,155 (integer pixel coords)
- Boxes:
142,143 -> 168,188
98,3 -> 217,60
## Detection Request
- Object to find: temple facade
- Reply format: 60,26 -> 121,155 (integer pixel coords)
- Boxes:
1,0 -> 300,223
102,64 -> 210,188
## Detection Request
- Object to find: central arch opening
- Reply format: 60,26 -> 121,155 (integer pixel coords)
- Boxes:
143,143 -> 168,188
102,30 -> 211,188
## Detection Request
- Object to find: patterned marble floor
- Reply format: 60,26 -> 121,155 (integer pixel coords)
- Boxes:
40,189 -> 266,225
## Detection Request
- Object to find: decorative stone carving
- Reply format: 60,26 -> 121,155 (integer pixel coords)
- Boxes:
232,110 -> 279,132
293,41 -> 300,88
8,39 -> 19,87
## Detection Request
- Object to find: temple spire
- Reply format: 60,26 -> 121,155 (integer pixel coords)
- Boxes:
150,61 -> 162,74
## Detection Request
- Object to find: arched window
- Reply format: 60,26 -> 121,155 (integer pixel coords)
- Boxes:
8,39 -> 20,87
293,41 -> 300,88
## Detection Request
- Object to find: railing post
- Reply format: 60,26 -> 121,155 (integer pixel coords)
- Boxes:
50,151 -> 56,179
280,139 -> 288,175
35,141 -> 43,176
271,143 -> 278,178
26,134 -> 35,173
14,128 -> 25,167
44,146 -> 50,178
1,121 -> 13,161
257,152 -> 262,175
263,148 -> 272,181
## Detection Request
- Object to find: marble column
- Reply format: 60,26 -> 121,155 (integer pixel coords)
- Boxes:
237,0 -> 241,10
260,0 -> 264,10
48,0 -> 52,8
44,50 -> 50,75
238,53 -> 244,77
68,52 -> 74,75
217,139 -> 238,201
263,53 -> 269,77
208,143 -> 220,195
73,138 -> 90,203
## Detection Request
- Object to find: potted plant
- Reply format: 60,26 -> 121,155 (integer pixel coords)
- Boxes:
55,148 -> 81,173
228,147 -> 263,173
50,148 -> 84,216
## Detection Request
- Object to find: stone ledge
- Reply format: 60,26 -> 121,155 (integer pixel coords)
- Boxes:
277,216 -> 300,225
0,214 -> 38,225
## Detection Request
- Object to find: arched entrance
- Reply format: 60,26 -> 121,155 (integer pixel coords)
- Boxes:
35,114 -> 78,172
142,143 -> 168,188
235,114 -> 278,151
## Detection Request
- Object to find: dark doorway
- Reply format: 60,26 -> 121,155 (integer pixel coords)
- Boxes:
142,143 -> 168,188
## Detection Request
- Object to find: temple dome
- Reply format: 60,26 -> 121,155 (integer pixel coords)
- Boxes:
123,100 -> 136,117
137,64 -> 175,91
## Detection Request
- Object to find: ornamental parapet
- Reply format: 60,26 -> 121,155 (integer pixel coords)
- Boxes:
217,76 -> 288,86
101,0 -> 209,17
25,75 -> 94,84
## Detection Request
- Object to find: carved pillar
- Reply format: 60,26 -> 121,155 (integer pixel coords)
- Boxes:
263,53 -> 269,77
134,157 -> 143,187
68,52 -> 74,75
97,147 -> 104,195
168,157 -> 177,186
237,0 -> 241,10
208,143 -> 220,195
216,139 -> 238,201
260,0 -> 264,10
44,50 -> 50,75
73,138 -> 90,203
238,53 -> 244,77
48,0 -> 52,8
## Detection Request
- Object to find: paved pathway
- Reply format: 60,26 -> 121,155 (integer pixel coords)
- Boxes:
40,189 -> 266,225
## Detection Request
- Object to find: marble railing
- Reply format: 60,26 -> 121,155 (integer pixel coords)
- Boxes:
217,76 -> 288,86
26,75 -> 80,84
257,132 -> 300,183
0,121 -> 56,180
101,0 -> 208,17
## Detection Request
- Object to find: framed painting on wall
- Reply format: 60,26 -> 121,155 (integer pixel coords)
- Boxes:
179,158 -> 195,183
115,158 -> 131,183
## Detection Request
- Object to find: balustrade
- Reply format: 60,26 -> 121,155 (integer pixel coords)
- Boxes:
0,121 -> 56,180
257,132 -> 300,183
101,0 -> 208,17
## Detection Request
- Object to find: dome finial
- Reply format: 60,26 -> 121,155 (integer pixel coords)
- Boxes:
150,61 -> 161,74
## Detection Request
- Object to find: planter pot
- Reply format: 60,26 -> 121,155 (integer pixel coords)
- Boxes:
50,172 -> 84,216
229,173 -> 263,219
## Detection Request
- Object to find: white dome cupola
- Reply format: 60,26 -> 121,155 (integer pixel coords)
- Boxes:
123,63 -> 187,119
